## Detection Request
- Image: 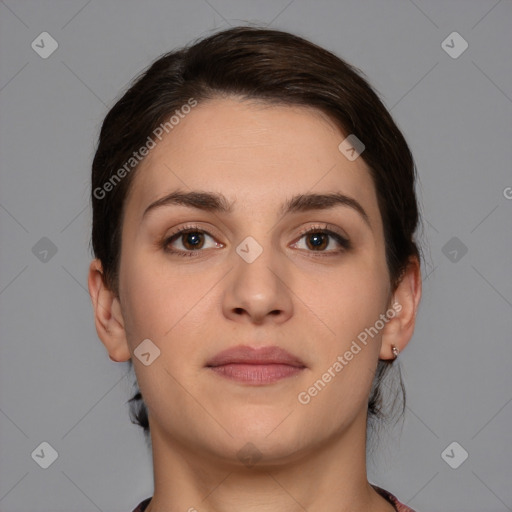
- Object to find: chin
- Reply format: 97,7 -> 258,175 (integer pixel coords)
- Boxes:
222,411 -> 308,455
219,434 -> 310,470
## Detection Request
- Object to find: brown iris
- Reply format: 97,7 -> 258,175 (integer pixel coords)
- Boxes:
181,231 -> 205,250
306,232 -> 328,251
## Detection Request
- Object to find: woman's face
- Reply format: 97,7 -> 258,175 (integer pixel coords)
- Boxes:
117,97 -> 392,463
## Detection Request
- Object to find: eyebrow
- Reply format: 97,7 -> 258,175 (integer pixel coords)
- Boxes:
142,190 -> 370,227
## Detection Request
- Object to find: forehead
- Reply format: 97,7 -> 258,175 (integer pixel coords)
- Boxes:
125,97 -> 380,222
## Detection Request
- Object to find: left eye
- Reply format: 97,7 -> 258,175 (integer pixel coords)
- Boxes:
292,229 -> 350,252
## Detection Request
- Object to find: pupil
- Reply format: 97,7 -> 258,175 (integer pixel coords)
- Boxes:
309,233 -> 326,250
186,233 -> 202,248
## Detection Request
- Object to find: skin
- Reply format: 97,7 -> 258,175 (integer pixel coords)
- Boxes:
88,98 -> 421,512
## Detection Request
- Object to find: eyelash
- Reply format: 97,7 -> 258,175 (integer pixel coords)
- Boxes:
161,223 -> 351,258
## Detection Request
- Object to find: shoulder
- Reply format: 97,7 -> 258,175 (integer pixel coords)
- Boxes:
371,484 -> 418,512
131,497 -> 152,512
132,490 -> 417,512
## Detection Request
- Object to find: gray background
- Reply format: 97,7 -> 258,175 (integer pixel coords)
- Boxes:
1,1 -> 511,511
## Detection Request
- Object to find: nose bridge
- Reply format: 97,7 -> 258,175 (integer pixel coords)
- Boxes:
234,231 -> 281,294
231,205 -> 277,268
223,229 -> 293,322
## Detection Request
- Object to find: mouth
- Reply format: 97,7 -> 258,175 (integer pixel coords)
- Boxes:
205,345 -> 306,385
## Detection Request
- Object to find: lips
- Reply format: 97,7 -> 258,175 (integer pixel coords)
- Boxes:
206,345 -> 306,385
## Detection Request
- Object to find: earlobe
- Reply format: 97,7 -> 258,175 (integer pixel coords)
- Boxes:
87,259 -> 131,362
379,257 -> 422,360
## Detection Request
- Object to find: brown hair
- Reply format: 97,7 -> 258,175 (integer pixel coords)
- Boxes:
91,26 -> 420,441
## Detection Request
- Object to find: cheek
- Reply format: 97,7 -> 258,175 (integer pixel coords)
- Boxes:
118,246 -> 218,355
295,265 -> 389,430
118,254 -> 212,419
317,255 -> 389,343
120,266 -> 184,343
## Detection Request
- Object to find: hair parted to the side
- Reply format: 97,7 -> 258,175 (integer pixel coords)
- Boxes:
91,26 -> 420,443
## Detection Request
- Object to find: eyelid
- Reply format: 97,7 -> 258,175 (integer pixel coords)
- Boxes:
165,223 -> 218,240
295,222 -> 349,241
162,223 -> 222,254
292,223 -> 351,252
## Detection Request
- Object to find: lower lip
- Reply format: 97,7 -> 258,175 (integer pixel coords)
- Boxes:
209,363 -> 304,384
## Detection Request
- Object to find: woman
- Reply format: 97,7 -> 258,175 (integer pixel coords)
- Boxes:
88,26 -> 422,512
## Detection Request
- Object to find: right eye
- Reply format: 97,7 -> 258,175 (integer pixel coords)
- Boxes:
162,226 -> 223,257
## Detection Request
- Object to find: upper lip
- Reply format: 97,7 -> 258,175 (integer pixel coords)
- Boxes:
206,345 -> 306,368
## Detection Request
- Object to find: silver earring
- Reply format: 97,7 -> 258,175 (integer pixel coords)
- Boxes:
391,345 -> 399,359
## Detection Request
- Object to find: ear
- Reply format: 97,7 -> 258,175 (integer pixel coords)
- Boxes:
87,259 -> 131,362
379,257 -> 422,360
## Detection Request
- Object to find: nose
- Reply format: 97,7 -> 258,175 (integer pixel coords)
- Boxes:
222,237 -> 294,325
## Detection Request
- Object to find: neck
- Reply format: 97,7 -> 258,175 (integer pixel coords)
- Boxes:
144,412 -> 395,512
